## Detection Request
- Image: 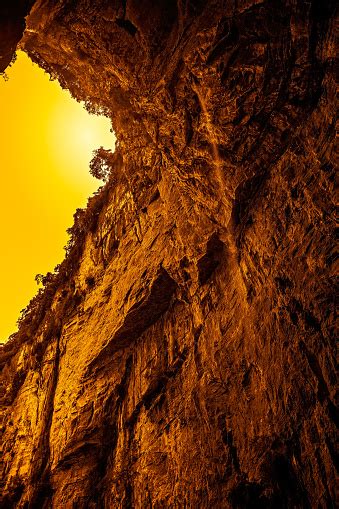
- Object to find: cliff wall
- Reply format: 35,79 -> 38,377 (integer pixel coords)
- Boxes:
0,1 -> 337,507
0,0 -> 35,72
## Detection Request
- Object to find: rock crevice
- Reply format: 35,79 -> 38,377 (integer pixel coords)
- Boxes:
0,1 -> 336,507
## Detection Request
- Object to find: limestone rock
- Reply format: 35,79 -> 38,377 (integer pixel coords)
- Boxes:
0,1 -> 337,508
0,0 -> 35,73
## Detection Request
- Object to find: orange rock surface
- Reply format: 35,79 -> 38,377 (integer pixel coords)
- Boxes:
0,1 -> 337,507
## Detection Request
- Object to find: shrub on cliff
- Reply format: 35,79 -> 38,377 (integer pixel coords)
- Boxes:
89,146 -> 115,181
14,183 -> 111,342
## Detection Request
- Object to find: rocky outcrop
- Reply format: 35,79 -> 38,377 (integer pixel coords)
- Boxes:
0,1 -> 337,507
0,0 -> 35,73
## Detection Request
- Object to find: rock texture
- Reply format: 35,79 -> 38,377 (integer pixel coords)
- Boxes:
0,1 -> 337,507
0,0 -> 35,73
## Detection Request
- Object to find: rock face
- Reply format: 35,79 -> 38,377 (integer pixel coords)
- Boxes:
0,1 -> 337,507
0,0 -> 35,73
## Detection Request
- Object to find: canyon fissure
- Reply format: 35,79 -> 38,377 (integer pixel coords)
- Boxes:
0,1 -> 337,508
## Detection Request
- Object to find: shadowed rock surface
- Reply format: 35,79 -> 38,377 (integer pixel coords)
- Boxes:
0,0 -> 35,72
0,1 -> 337,507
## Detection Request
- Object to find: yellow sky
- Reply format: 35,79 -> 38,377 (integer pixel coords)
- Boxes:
0,51 -> 115,343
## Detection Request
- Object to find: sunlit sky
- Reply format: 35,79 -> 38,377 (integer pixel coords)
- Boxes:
0,51 -> 115,342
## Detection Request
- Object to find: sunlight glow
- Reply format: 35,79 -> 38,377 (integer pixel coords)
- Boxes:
0,51 -> 115,342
